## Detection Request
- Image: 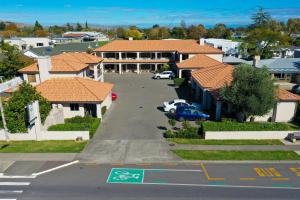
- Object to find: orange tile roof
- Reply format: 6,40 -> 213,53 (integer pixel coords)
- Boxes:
19,52 -> 103,73
94,40 -> 223,54
36,77 -> 114,103
103,59 -> 172,63
177,54 -> 223,69
277,88 -> 300,101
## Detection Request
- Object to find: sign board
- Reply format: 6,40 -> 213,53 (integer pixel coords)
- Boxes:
107,168 -> 144,184
25,101 -> 37,126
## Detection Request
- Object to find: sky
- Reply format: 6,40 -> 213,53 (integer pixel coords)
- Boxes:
0,0 -> 300,27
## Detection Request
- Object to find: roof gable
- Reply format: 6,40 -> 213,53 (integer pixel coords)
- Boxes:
177,54 -> 222,69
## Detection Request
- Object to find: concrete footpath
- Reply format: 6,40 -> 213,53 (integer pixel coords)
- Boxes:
170,144 -> 300,151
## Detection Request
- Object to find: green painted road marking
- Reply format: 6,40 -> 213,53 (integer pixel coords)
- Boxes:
208,181 -> 226,186
107,168 -> 144,184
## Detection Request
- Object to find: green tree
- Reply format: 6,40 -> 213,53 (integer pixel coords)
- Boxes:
85,20 -> 89,31
207,24 -> 228,38
65,23 -> 74,31
287,18 -> 300,35
243,28 -> 290,58
33,20 -> 43,31
4,83 -> 52,133
0,22 -> 6,31
251,7 -> 271,28
187,24 -> 207,39
220,64 -> 276,122
125,28 -> 143,40
76,22 -> 83,31
0,43 -> 34,79
171,27 -> 187,39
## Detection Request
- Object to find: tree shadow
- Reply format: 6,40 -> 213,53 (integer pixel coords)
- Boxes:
157,126 -> 167,130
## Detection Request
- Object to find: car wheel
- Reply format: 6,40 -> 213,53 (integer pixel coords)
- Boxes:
170,108 -> 176,114
179,117 -> 184,122
157,76 -> 160,80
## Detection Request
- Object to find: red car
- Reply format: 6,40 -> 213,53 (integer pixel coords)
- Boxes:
112,92 -> 118,101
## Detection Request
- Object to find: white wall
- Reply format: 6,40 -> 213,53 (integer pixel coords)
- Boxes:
5,37 -> 51,50
101,91 -> 112,110
205,131 -> 295,140
0,129 -> 89,141
50,72 -> 83,78
206,54 -> 223,62
0,77 -> 23,93
62,103 -> 85,118
276,102 -> 297,122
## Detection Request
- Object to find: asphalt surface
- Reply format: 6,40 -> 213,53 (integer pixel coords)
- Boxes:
78,73 -> 185,163
3,162 -> 299,200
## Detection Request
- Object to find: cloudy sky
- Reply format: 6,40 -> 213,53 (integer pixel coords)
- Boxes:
0,0 -> 300,27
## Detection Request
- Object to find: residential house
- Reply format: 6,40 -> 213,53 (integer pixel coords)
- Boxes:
59,31 -> 109,43
24,42 -> 100,58
203,38 -> 241,56
222,56 -> 248,65
18,52 -> 113,119
4,37 -> 52,51
272,46 -> 300,58
93,39 -> 223,77
191,64 -> 300,122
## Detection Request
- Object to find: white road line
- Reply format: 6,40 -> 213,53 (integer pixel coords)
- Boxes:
0,190 -> 23,194
0,175 -> 36,179
0,199 -> 17,200
0,182 -> 30,186
141,182 -> 300,190
144,169 -> 202,172
32,160 -> 79,176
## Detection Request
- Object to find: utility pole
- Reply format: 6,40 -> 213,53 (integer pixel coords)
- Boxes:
0,97 -> 9,142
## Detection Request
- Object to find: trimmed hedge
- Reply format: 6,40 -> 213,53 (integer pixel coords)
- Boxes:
202,121 -> 300,131
174,78 -> 186,86
164,121 -> 204,139
48,116 -> 100,138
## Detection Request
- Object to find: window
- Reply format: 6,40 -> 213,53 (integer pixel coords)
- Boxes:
274,73 -> 285,80
70,104 -> 79,111
27,74 -> 36,83
36,43 -> 44,47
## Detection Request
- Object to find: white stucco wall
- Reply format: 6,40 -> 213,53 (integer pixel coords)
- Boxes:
275,102 -> 297,122
101,91 -> 112,110
206,54 -> 223,62
62,103 -> 85,118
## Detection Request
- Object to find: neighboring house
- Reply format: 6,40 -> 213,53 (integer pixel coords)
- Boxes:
247,58 -> 300,84
19,52 -> 104,84
191,64 -> 300,122
272,46 -> 300,58
222,56 -> 248,65
203,38 -> 241,56
24,42 -> 100,58
18,52 -> 113,119
94,39 -> 223,77
4,37 -> 52,50
58,31 -> 109,43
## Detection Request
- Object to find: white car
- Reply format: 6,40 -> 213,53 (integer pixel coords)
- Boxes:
163,99 -> 189,113
153,71 -> 175,79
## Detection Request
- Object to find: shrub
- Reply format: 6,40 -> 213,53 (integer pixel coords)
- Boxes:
173,78 -> 186,87
168,119 -> 176,127
101,106 -> 107,116
164,123 -> 203,139
182,121 -> 192,130
164,130 -> 175,138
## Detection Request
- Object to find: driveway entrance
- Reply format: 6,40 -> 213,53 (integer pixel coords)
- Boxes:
78,73 -> 180,163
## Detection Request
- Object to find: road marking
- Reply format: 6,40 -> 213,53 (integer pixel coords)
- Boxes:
141,182 -> 300,190
240,178 -> 256,181
32,160 -> 79,176
107,168 -> 144,184
0,199 -> 17,200
254,168 -> 282,177
200,163 -> 225,181
289,168 -> 300,176
272,178 -> 290,181
145,169 -> 202,172
0,182 -> 30,186
0,174 -> 36,179
0,190 -> 23,194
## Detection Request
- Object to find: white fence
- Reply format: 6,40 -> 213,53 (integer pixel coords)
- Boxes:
0,129 -> 89,141
0,77 -> 23,93
205,131 -> 297,140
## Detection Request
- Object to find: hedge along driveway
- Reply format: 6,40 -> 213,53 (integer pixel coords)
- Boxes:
202,121 -> 300,131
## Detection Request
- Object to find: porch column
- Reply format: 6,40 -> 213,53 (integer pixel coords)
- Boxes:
93,64 -> 98,80
137,52 -> 140,59
178,69 -> 182,78
137,63 -> 140,74
215,101 -> 222,121
155,52 -> 158,59
96,104 -> 102,119
100,63 -> 104,82
119,63 -> 122,74
118,52 -> 122,60
155,64 -> 158,72
179,54 -> 183,62
101,52 -> 104,58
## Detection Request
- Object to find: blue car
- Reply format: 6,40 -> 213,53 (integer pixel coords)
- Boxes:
175,107 -> 210,121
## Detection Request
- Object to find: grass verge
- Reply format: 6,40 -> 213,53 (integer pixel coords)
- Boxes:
168,138 -> 284,145
0,141 -> 87,153
173,150 -> 300,160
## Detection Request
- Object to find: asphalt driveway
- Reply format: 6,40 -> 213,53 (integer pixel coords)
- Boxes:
78,73 -> 181,163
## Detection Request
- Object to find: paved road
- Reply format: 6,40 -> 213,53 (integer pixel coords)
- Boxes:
79,73 -> 183,163
8,162 -> 300,200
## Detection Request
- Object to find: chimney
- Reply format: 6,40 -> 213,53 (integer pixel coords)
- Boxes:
37,56 -> 52,82
199,38 -> 205,46
128,37 -> 133,41
253,55 -> 260,67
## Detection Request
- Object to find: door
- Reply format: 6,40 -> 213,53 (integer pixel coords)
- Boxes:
84,104 -> 97,117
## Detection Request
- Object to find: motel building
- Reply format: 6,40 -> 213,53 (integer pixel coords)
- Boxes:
93,38 -> 223,77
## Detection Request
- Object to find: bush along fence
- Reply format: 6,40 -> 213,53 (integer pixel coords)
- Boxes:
164,120 -> 300,140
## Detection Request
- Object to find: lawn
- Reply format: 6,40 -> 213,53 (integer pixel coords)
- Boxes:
168,138 -> 284,145
173,150 -> 300,160
0,141 -> 87,153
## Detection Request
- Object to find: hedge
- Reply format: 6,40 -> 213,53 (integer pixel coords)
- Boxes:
173,78 -> 186,87
48,116 -> 100,138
